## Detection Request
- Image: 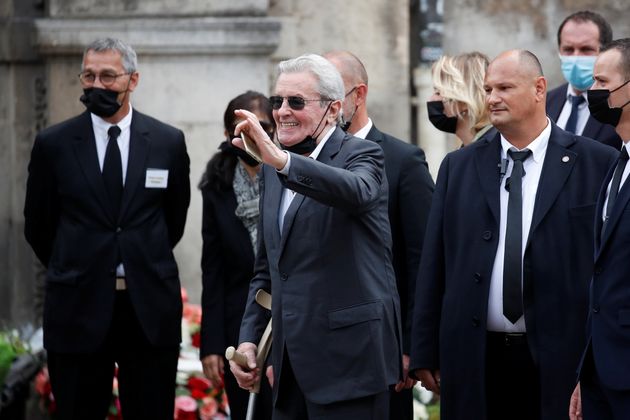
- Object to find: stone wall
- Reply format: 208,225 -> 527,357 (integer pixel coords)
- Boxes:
269,0 -> 411,141
1,0 -> 411,329
416,0 -> 630,177
0,0 -> 46,330
443,0 -> 630,91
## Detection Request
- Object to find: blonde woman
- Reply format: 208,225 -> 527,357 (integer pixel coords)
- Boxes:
427,51 -> 492,146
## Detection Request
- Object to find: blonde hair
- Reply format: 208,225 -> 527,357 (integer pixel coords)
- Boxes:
432,52 -> 490,133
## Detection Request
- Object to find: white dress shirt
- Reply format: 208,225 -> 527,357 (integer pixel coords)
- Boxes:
556,85 -> 589,136
352,118 -> 374,140
92,105 -> 133,184
277,125 -> 336,232
487,119 -> 552,332
91,105 -> 133,276
602,141 -> 630,221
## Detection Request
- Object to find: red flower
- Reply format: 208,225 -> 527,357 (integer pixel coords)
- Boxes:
174,395 -> 197,420
191,388 -> 206,400
183,303 -> 202,324
191,331 -> 201,348
200,397 -> 219,419
188,375 -> 211,393
34,367 -> 51,396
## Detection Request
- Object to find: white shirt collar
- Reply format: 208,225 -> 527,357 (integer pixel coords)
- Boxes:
352,118 -> 374,140
90,104 -> 133,135
500,118 -> 552,164
309,125 -> 337,160
566,85 -> 587,102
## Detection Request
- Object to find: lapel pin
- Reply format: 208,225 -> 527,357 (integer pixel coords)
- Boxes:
562,156 -> 570,163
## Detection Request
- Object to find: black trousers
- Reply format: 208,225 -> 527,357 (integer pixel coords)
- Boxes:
223,355 -> 273,420
581,345 -> 630,420
485,332 -> 540,420
47,291 -> 179,420
273,350 -> 389,420
388,387 -> 413,420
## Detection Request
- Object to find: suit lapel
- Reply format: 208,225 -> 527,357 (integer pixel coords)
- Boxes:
547,84 -> 567,121
595,164 -> 615,256
277,192 -> 306,255
277,127 -> 345,257
528,126 -> 577,244
72,112 -> 115,224
366,125 -> 385,143
581,117 -> 604,141
599,164 -> 630,251
119,111 -> 149,223
263,166 -> 283,251
474,133 -> 502,225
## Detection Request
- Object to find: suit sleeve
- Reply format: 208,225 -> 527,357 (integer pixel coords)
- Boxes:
165,129 -> 190,247
280,140 -> 385,214
399,148 -> 435,353
24,134 -> 59,267
199,188 -> 227,358
409,153 -> 449,375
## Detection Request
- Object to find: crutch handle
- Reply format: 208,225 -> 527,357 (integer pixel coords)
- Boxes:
225,346 -> 249,368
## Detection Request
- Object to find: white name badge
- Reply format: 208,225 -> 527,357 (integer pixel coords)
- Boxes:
145,169 -> 169,189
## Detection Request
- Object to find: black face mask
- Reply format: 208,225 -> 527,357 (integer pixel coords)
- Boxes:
587,80 -> 630,127
220,140 -> 260,167
80,87 -> 123,118
427,100 -> 458,134
340,106 -> 358,132
280,136 -> 318,154
280,102 -> 332,155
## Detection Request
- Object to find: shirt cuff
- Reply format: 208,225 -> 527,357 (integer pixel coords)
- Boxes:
277,151 -> 291,175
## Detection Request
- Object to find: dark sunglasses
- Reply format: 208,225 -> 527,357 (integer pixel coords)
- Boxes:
269,95 -> 326,111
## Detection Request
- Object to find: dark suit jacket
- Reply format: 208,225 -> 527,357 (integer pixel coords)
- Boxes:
24,110 -> 190,353
409,123 -> 616,419
199,181 -> 256,358
547,83 -> 622,150
581,148 -> 630,391
239,127 -> 402,405
366,126 -> 434,352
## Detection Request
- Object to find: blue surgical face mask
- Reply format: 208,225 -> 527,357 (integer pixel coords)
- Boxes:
560,55 -> 597,91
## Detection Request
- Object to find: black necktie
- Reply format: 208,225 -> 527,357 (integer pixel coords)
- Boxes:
601,147 -> 629,240
503,149 -> 532,324
103,125 -> 123,217
564,95 -> 584,134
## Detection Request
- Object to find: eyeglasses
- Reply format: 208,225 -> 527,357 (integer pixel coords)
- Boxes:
345,86 -> 358,97
78,72 -> 131,87
269,96 -> 328,111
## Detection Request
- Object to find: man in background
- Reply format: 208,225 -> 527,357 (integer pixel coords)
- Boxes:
570,38 -> 630,420
24,38 -> 190,419
325,50 -> 434,420
547,10 -> 621,149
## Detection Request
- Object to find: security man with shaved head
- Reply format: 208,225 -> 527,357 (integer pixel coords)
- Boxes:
409,49 -> 616,419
